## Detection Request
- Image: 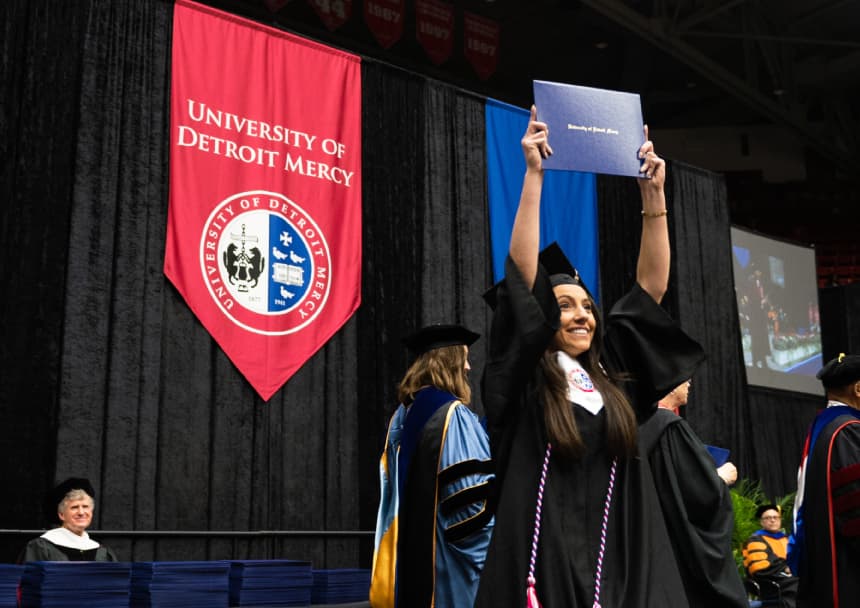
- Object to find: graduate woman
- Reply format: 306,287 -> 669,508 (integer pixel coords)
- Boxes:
370,324 -> 495,608
474,107 -> 704,608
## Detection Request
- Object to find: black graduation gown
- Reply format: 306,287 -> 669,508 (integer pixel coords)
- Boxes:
639,408 -> 748,608
797,413 -> 860,608
475,258 -> 704,608
22,537 -> 118,562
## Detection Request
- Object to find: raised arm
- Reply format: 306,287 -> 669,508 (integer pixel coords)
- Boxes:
509,105 -> 552,290
636,125 -> 670,303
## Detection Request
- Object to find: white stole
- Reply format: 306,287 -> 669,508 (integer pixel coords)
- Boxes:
556,351 -> 604,415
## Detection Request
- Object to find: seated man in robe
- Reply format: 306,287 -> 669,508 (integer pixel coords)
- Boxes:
21,477 -> 117,562
743,504 -> 797,607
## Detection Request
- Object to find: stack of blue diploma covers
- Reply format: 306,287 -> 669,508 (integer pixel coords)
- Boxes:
533,80 -> 645,178
19,561 -> 131,607
0,564 -> 24,608
228,559 -> 313,607
130,561 -> 230,607
310,568 -> 371,605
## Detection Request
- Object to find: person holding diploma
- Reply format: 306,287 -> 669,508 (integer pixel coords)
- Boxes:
474,106 -> 704,608
652,378 -> 738,485
639,378 -> 748,607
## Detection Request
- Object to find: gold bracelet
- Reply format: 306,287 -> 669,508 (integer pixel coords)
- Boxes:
641,209 -> 668,218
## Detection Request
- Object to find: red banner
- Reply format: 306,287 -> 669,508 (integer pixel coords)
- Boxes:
307,0 -> 352,31
364,0 -> 404,49
416,0 -> 454,66
166,0 -> 362,401
464,11 -> 500,80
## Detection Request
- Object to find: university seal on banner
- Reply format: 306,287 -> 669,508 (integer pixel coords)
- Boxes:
199,190 -> 332,335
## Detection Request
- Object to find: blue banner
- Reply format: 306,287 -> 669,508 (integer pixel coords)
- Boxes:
485,98 -> 599,301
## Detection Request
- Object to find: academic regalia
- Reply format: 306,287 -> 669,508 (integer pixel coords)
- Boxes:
743,528 -> 798,607
790,403 -> 860,608
639,408 -> 748,608
22,527 -> 117,562
475,257 -> 704,608
370,386 -> 495,608
745,528 -> 791,575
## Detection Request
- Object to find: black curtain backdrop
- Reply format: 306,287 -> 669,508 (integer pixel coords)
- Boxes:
1,0 -> 851,565
820,283 -> 860,360
1,0 -> 490,565
357,61 -> 491,562
2,0 -> 93,559
598,162 -> 821,501
661,163 -> 820,499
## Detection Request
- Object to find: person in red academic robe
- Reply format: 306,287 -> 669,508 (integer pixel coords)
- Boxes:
789,353 -> 860,608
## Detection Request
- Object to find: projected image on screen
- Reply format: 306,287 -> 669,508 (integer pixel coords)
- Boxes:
731,226 -> 823,395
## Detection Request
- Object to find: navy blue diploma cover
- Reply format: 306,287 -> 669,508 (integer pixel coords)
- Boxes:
705,445 -> 730,467
533,80 -> 644,177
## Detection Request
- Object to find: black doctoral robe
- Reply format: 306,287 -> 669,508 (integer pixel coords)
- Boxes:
475,258 -> 704,608
22,537 -> 117,562
795,409 -> 860,608
639,408 -> 748,608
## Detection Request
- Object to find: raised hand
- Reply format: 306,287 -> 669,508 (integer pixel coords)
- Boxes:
522,105 -> 553,172
637,124 -> 666,194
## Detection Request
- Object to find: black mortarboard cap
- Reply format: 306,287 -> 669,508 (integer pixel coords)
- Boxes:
817,353 -> 860,389
540,242 -> 579,279
755,503 -> 780,519
402,324 -> 480,356
47,477 -> 95,522
482,242 -> 592,310
51,477 -> 95,506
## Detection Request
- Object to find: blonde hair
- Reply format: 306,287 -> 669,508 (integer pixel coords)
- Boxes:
398,345 -> 471,405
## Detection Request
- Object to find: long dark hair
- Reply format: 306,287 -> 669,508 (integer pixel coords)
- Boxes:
538,297 -> 638,461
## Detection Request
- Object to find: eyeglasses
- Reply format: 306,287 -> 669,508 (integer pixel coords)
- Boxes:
760,515 -> 781,521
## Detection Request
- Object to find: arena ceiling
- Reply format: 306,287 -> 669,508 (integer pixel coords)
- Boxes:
216,0 -> 860,175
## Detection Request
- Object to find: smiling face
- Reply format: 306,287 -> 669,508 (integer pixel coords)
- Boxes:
550,283 -> 596,358
58,493 -> 94,536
